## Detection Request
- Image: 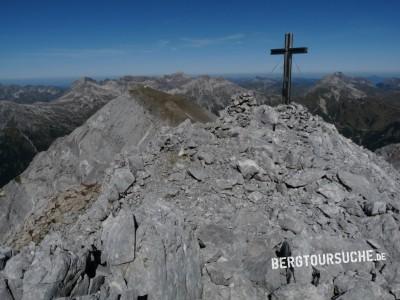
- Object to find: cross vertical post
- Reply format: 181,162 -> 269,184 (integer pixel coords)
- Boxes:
270,33 -> 308,104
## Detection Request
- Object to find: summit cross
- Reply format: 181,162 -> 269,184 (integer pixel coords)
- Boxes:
270,33 -> 308,104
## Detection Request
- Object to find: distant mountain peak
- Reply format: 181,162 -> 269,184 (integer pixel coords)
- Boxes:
309,72 -> 376,100
71,77 -> 97,88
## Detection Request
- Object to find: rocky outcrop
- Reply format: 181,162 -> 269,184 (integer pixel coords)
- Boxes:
0,92 -> 399,299
376,143 -> 400,171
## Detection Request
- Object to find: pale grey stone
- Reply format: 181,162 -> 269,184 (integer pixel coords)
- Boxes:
187,166 -> 208,181
364,201 -> 387,216
237,159 -> 263,180
284,169 -> 325,188
101,210 -> 136,266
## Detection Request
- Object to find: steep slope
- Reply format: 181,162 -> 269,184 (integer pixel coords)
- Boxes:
300,72 -> 400,150
0,83 -> 65,104
0,86 -> 214,240
0,78 -> 120,186
0,94 -> 399,300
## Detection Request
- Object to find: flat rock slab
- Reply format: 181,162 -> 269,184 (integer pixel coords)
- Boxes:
187,167 -> 208,181
101,211 -> 136,266
284,169 -> 325,188
337,171 -> 372,197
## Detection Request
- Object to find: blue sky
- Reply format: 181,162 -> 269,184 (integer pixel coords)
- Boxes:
0,0 -> 399,79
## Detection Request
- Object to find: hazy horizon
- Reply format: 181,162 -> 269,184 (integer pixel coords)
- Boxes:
1,70 -> 399,87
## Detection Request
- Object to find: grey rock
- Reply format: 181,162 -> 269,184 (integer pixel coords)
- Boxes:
215,178 -> 238,190
284,169 -> 325,188
237,159 -> 264,180
125,201 -> 202,300
376,143 -> 400,171
197,151 -> 215,165
278,214 -> 304,234
187,166 -> 208,181
0,274 -> 13,300
336,281 -> 394,300
89,275 -> 105,294
205,262 -> 233,286
256,106 -> 279,128
389,283 -> 400,299
337,171 -> 371,197
317,183 -> 346,203
0,246 -> 12,270
101,210 -> 136,266
21,247 -> 84,300
248,191 -> 263,203
364,201 -> 387,216
1,92 -> 400,299
271,283 -> 326,300
71,274 -> 90,297
333,274 -> 358,295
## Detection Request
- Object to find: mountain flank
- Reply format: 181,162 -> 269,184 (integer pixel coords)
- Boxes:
0,87 -> 214,240
0,93 -> 399,299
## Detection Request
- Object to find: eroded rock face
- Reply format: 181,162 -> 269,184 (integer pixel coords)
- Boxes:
0,93 -> 400,299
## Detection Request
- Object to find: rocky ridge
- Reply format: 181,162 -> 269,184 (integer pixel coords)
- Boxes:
0,92 -> 399,299
0,79 -> 121,187
0,73 -> 256,187
0,86 -> 214,240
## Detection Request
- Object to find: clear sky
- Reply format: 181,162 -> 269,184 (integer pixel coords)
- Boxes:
0,0 -> 399,79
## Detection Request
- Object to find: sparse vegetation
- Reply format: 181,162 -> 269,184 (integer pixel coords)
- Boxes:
130,86 -> 215,125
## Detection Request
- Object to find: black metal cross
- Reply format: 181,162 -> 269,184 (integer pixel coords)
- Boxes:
271,33 -> 308,104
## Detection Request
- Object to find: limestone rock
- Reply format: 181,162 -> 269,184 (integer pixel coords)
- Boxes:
237,159 -> 263,180
364,201 -> 387,216
284,169 -> 325,188
101,211 -> 136,266
1,93 -> 400,300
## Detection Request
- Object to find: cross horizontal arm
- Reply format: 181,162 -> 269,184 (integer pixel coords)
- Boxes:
270,48 -> 285,55
270,47 -> 308,55
290,47 -> 308,54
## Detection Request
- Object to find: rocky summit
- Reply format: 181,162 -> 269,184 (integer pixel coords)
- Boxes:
0,91 -> 400,300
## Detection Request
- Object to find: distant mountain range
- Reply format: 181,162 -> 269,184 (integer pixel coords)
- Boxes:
0,84 -> 65,104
